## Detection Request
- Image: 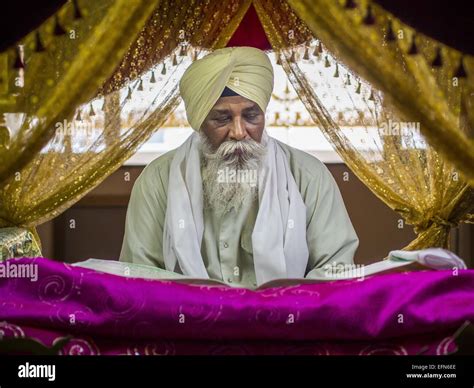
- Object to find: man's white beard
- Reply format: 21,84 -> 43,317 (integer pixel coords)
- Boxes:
200,134 -> 266,215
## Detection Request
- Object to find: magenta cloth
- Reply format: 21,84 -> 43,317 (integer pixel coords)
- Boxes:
1,257 -> 473,355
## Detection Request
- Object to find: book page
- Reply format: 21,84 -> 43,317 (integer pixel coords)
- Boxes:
73,259 -> 187,280
72,256 -> 427,290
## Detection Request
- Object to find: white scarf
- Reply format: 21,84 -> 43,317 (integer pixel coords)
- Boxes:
163,132 -> 309,285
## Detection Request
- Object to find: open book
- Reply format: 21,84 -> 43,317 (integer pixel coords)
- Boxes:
73,248 -> 466,290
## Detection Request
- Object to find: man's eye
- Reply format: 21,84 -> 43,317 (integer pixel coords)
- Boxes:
245,114 -> 259,120
215,117 -> 230,123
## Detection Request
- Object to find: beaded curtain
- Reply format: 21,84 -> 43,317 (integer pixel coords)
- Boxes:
286,0 -> 474,185
255,0 -> 473,250
0,0 -> 256,246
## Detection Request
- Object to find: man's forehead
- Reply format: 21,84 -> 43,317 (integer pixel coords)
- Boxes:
211,96 -> 259,112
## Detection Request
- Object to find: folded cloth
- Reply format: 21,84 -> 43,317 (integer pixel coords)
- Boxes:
1,257 -> 473,342
0,227 -> 42,262
388,248 -> 467,270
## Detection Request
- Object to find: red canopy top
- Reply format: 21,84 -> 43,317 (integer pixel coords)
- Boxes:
226,4 -> 271,50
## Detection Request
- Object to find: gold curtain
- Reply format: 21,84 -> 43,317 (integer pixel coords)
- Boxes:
283,0 -> 474,186
2,0 -> 471,255
0,0 -> 251,248
0,0 -> 161,184
101,0 -> 253,94
255,0 -> 473,250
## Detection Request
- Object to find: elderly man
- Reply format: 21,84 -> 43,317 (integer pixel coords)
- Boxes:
119,46 -> 359,287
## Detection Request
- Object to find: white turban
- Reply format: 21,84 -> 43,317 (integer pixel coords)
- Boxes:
179,46 -> 274,131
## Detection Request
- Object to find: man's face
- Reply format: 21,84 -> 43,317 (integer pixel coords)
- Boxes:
199,95 -> 266,213
200,95 -> 265,149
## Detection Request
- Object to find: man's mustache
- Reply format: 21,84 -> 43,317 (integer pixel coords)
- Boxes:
208,139 -> 266,165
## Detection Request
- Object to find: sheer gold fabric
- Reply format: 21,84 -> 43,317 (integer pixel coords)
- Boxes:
285,0 -> 474,185
0,0 -> 251,247
101,0 -> 253,94
0,0 -> 160,184
255,0 -> 473,250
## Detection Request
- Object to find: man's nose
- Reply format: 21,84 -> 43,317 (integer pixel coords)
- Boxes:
228,116 -> 247,141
